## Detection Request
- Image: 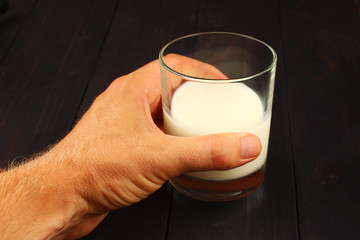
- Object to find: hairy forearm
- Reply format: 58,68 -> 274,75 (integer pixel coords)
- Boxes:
0,142 -> 86,239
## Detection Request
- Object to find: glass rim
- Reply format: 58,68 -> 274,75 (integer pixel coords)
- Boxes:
159,32 -> 277,83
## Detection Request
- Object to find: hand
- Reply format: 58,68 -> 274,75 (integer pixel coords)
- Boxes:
0,54 -> 261,239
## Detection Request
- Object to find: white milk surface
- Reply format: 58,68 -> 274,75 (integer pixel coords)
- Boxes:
163,81 -> 271,181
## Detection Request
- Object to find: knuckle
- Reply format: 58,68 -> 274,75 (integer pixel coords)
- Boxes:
163,54 -> 184,68
208,136 -> 227,168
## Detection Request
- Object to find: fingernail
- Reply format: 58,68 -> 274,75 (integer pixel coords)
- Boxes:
240,135 -> 262,160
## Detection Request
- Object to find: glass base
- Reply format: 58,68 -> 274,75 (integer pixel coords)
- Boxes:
170,164 -> 266,202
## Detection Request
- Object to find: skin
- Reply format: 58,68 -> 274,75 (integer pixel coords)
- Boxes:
0,54 -> 261,239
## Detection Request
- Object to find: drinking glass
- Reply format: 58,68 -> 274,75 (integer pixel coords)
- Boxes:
159,32 -> 277,201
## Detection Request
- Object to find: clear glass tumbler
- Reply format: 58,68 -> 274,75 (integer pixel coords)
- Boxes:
159,32 -> 277,201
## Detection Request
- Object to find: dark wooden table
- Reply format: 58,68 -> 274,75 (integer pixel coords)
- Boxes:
1,0 -> 359,239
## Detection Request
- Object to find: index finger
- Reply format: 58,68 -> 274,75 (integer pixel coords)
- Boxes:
129,54 -> 227,117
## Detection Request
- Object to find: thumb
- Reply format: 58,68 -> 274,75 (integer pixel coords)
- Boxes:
162,133 -> 262,178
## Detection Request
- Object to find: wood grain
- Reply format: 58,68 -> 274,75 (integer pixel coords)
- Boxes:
0,0 -> 118,165
0,0 -> 359,239
281,0 -> 360,239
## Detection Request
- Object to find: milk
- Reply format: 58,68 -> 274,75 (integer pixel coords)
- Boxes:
163,81 -> 271,181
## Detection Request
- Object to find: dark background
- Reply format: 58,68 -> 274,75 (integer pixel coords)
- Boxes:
1,0 -> 359,239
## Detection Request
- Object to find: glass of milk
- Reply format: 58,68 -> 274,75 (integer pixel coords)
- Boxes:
159,32 -> 277,201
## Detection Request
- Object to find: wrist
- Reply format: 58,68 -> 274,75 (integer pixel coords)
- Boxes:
0,141 -> 87,239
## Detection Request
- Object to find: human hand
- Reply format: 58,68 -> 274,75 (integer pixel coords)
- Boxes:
55,54 -> 262,238
0,55 -> 261,239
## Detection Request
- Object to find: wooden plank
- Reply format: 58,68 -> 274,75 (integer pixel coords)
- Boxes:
166,0 -> 299,239
0,0 -> 8,14
281,0 -> 360,239
0,0 -> 38,61
77,0 -> 199,114
0,0 -> 118,167
78,0 -> 198,239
